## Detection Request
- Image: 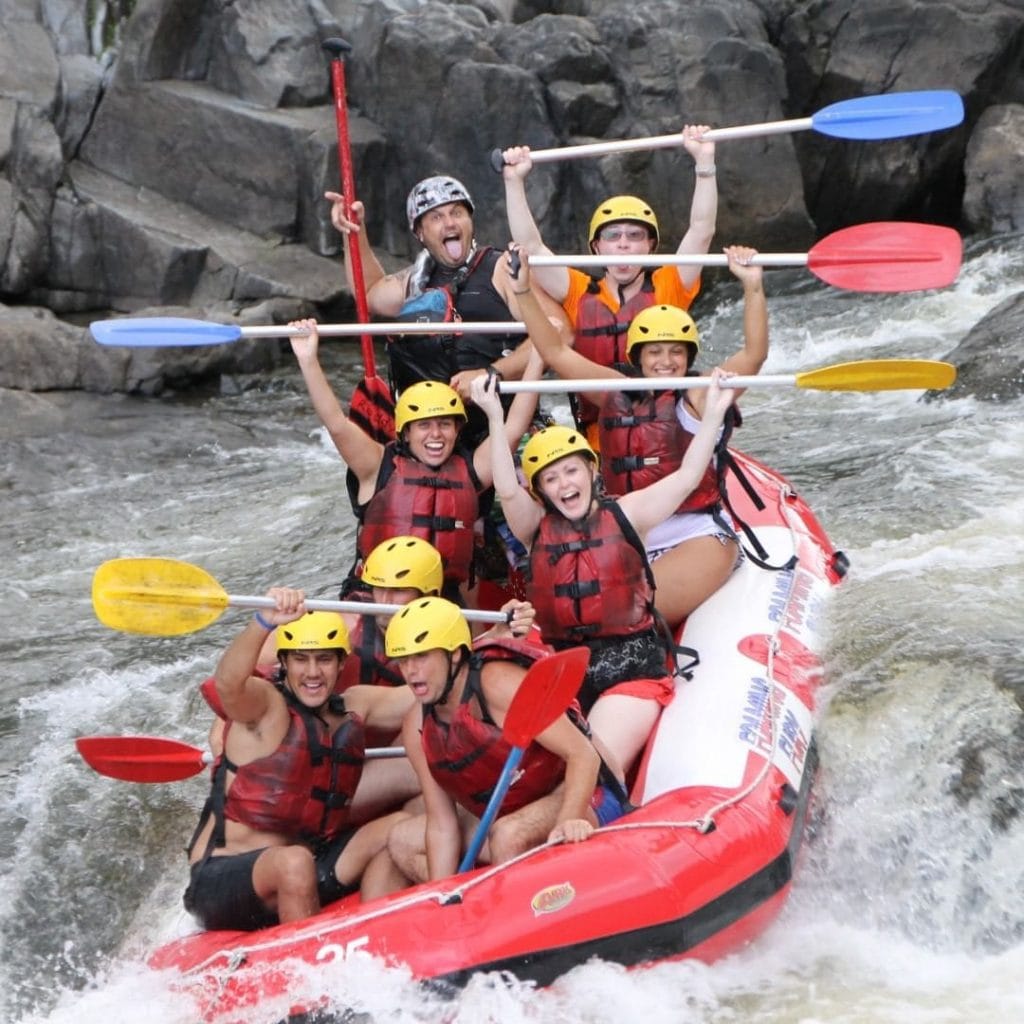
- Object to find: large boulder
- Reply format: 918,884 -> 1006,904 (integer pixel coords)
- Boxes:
963,104 -> 1024,234
932,291 -> 1024,403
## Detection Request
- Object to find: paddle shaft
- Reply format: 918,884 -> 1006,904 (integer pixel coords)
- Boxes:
500,375 -> 787,394
230,594 -> 509,624
524,118 -> 812,165
531,253 -> 810,269
325,39 -> 376,377
459,746 -> 524,872
238,321 -> 527,339
499,359 -> 955,395
153,744 -> 407,765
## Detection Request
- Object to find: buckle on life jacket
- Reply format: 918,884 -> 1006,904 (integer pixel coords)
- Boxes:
608,454 -> 660,473
404,474 -> 461,490
600,411 -> 657,429
554,579 -> 600,599
543,537 -> 603,565
412,514 -> 465,531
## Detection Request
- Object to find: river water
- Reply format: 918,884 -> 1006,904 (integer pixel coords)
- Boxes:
2,232 -> 1022,1023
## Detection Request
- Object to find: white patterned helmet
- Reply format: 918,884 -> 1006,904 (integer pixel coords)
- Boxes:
406,175 -> 474,231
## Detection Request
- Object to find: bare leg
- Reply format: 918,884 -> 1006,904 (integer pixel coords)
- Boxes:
251,845 -> 319,923
487,790 -> 562,864
361,846 -> 413,899
586,694 -> 663,780
349,758 -> 421,824
329,810 -> 412,900
651,535 -> 739,630
387,813 -> 430,885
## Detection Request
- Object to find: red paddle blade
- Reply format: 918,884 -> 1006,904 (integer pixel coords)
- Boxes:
348,375 -> 395,444
808,222 -> 961,292
502,646 -> 590,748
75,736 -> 208,783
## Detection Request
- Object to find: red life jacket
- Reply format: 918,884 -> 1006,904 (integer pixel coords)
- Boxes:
420,635 -> 576,818
219,690 -> 365,844
528,499 -> 656,643
354,442 -> 489,588
571,276 -> 657,427
598,388 -> 721,512
337,610 -> 406,691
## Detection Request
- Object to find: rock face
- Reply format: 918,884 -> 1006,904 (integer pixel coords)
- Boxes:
932,290 -> 1024,404
1,0 -> 1024,394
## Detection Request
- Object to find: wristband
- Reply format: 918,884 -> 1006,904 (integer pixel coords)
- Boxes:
694,164 -> 716,178
254,611 -> 275,631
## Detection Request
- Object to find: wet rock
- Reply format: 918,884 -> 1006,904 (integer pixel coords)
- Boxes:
931,290 -> 1024,403
963,104 -> 1024,234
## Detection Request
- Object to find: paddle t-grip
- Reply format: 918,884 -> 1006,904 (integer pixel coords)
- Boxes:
321,37 -> 353,60
490,148 -> 506,174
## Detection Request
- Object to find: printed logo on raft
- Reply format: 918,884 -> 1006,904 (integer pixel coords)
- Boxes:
531,882 -> 576,916
316,935 -> 370,962
767,567 -> 826,643
738,677 -> 810,779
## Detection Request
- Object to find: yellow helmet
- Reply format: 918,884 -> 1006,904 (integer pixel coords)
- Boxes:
520,425 -> 597,493
626,304 -> 700,364
362,536 -> 443,595
385,596 -> 471,658
394,381 -> 467,434
588,195 -> 659,247
276,611 -> 350,653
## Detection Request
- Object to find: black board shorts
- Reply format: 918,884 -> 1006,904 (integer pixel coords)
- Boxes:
184,831 -> 358,932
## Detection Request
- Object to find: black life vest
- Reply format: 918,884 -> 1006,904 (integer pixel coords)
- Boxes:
388,246 -> 519,424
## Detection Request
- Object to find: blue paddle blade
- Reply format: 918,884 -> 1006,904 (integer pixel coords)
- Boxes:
812,90 -> 964,140
89,317 -> 244,347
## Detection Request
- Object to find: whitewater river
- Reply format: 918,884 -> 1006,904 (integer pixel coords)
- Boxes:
2,232 -> 1022,1023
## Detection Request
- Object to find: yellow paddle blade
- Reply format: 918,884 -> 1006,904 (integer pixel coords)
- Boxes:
92,558 -> 230,636
794,359 -> 957,392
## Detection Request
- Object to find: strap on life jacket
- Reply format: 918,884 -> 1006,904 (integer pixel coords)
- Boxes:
715,408 -> 798,573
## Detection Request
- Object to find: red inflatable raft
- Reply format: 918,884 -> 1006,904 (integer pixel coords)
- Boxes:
149,449 -> 847,1022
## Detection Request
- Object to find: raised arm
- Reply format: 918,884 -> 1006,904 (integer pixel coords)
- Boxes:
719,245 -> 768,376
214,587 -> 306,725
325,192 -> 410,316
507,246 -> 622,387
289,318 -> 384,491
469,371 -> 543,545
689,246 -> 768,416
617,368 -> 736,539
501,146 -> 570,301
471,345 -> 543,487
675,124 -> 718,291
